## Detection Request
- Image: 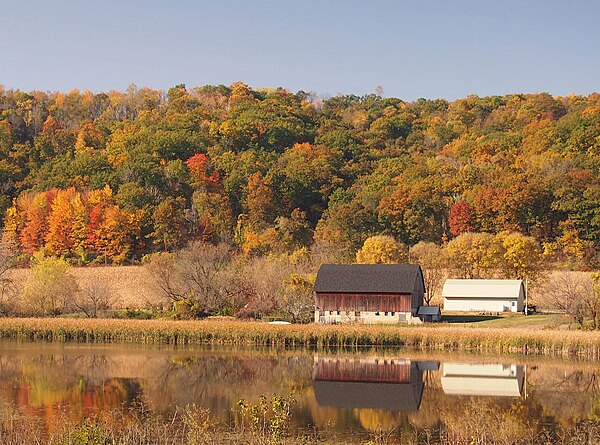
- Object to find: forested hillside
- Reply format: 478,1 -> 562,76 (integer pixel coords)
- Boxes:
1,83 -> 598,267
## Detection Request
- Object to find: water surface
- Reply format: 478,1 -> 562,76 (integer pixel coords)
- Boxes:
0,341 -> 598,440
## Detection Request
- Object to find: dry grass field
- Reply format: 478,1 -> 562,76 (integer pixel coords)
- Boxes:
3,266 -> 595,316
6,266 -> 164,310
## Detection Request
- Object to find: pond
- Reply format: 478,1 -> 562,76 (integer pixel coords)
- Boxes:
0,340 -> 599,442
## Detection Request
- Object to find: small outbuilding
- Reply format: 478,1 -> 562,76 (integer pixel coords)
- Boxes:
417,306 -> 441,322
314,264 -> 425,324
442,279 -> 525,313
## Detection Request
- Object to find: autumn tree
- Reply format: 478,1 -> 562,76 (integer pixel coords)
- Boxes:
449,201 -> 476,236
186,153 -> 220,192
409,241 -> 446,305
279,273 -> 315,323
274,208 -> 313,253
22,253 -> 78,316
145,242 -> 241,317
45,187 -> 77,256
0,241 -> 17,314
495,231 -> 545,282
378,180 -> 447,245
94,206 -> 143,264
193,191 -> 234,242
151,196 -> 187,251
20,191 -> 54,254
1,86 -> 600,270
75,121 -> 105,152
445,231 -> 545,282
356,235 -> 408,264
244,172 -> 275,231
445,232 -> 500,279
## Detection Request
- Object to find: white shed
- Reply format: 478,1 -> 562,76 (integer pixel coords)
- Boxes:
442,279 -> 524,313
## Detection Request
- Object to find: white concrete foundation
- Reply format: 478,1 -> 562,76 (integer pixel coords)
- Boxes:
314,310 -> 416,324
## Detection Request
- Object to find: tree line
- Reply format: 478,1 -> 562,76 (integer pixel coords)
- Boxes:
0,83 -> 598,268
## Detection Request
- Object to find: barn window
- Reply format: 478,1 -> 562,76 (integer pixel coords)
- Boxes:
391,312 -> 395,316
355,311 -> 360,317
375,311 -> 380,316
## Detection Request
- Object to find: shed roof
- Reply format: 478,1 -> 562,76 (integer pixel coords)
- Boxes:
417,306 -> 441,315
442,279 -> 523,299
314,264 -> 423,294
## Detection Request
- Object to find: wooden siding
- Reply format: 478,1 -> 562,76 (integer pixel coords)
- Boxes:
314,357 -> 412,383
315,292 -> 413,312
412,288 -> 423,310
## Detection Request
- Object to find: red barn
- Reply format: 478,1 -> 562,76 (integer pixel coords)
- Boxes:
314,264 -> 425,324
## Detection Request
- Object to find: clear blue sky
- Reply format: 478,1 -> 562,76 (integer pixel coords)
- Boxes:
1,0 -> 598,100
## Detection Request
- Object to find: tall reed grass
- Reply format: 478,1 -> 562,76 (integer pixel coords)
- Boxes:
0,396 -> 598,445
0,318 -> 599,358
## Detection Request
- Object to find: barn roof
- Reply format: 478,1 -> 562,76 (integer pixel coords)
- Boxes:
314,264 -> 424,294
442,279 -> 524,299
312,380 -> 423,412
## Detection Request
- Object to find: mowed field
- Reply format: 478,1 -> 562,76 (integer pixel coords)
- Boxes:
441,313 -> 568,329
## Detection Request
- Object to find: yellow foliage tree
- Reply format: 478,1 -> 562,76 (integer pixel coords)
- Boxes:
497,231 -> 544,281
356,235 -> 407,264
446,231 -> 545,282
45,188 -> 77,256
23,252 -> 78,316
446,232 -> 499,278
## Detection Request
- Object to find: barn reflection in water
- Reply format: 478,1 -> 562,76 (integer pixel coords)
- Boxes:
312,356 -> 430,412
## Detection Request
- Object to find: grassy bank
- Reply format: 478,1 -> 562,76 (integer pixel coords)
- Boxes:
0,318 -> 599,358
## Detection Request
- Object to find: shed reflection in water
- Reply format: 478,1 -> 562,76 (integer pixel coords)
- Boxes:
441,362 -> 524,397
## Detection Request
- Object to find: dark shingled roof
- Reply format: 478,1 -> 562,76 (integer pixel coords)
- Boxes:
314,264 -> 424,294
313,380 -> 424,412
417,306 -> 441,316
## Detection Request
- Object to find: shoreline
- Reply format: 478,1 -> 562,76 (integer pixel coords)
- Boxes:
0,318 -> 599,358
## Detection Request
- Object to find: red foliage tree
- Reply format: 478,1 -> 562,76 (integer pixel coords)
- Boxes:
186,154 -> 220,192
449,201 -> 476,237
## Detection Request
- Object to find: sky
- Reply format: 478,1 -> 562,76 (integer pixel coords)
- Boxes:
0,0 -> 598,101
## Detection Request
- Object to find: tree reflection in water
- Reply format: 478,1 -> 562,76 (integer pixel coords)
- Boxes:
0,342 -> 598,443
